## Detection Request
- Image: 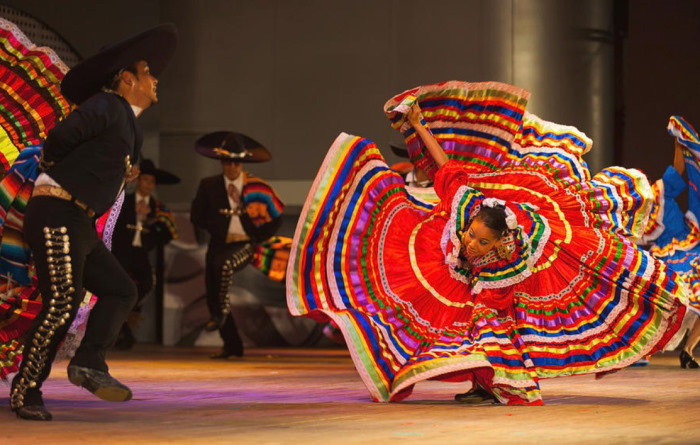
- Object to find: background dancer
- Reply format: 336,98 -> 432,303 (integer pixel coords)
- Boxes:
111,159 -> 179,350
191,131 -> 284,359
642,116 -> 700,368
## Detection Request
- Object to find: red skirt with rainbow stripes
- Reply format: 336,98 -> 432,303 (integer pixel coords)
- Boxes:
286,81 -> 687,405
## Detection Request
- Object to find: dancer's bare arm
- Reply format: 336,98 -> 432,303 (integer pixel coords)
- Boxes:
673,141 -> 686,176
407,103 -> 448,168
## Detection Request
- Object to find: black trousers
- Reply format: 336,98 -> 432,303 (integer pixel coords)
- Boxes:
10,197 -> 137,408
205,241 -> 254,354
116,246 -> 153,310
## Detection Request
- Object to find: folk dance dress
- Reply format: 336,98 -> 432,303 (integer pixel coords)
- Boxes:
642,116 -> 700,319
286,81 -> 687,405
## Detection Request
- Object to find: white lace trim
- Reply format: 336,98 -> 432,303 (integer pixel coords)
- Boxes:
102,191 -> 125,250
0,18 -> 70,74
55,292 -> 96,361
440,186 -> 552,294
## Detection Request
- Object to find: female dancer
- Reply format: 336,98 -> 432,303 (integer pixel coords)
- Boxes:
643,116 -> 700,368
286,81 -> 686,405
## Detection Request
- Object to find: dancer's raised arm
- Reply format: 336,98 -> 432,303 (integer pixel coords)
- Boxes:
407,103 -> 448,168
673,140 -> 686,176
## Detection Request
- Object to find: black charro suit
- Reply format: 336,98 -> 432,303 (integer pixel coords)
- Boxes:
191,174 -> 281,246
191,173 -> 281,355
11,92 -> 140,409
43,92 -> 142,216
112,192 -> 176,307
111,192 -> 176,349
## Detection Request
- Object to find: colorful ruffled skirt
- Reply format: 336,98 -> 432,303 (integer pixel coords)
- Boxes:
287,81 -> 687,404
0,18 -> 101,379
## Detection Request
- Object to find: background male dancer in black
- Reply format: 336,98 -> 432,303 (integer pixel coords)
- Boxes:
10,24 -> 178,421
111,159 -> 179,350
190,132 -> 283,359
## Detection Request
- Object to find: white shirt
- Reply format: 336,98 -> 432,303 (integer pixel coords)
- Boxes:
224,174 -> 245,236
132,192 -> 150,247
34,172 -> 61,187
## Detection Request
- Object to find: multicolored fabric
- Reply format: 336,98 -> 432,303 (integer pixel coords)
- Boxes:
0,18 -> 72,379
287,81 -> 687,405
0,337 -> 22,378
0,149 -> 42,380
669,115 -> 700,153
0,284 -> 39,379
242,173 -> 284,227
642,116 -> 700,313
0,147 -> 40,285
155,199 -> 179,241
251,236 -> 292,282
0,284 -> 39,342
384,81 -> 530,179
0,17 -> 71,170
0,18 -> 105,380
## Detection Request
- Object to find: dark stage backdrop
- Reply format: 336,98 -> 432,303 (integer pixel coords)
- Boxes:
5,0 -> 696,208
623,1 -> 700,183
2,0 -> 699,345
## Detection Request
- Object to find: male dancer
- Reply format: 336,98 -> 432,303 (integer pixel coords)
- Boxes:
191,131 -> 283,358
10,24 -> 178,421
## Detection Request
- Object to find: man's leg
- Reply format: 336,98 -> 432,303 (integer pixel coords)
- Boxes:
130,250 -> 154,310
212,242 -> 255,358
72,241 -> 137,370
66,241 -> 137,402
10,198 -> 91,420
114,250 -> 152,350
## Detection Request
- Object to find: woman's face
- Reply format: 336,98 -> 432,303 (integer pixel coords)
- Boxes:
460,218 -> 501,258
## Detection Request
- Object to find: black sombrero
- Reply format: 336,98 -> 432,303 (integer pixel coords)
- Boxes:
195,131 -> 272,163
139,159 -> 180,185
61,23 -> 178,104
390,143 -> 409,159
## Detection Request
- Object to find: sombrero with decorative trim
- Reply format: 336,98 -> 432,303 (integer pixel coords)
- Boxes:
195,131 -> 272,162
139,159 -> 180,185
61,23 -> 178,104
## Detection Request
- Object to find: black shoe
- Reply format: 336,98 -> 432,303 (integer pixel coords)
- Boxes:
680,350 -> 700,369
204,318 -> 222,332
455,387 -> 497,404
210,349 -> 244,359
67,365 -> 132,401
13,405 -> 52,421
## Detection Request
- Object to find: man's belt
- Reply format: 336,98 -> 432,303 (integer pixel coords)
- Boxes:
32,185 -> 96,218
226,234 -> 251,243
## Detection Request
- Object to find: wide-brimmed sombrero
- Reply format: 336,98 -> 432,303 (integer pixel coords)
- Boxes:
139,159 -> 180,185
61,23 -> 178,104
390,143 -> 409,158
195,131 -> 272,162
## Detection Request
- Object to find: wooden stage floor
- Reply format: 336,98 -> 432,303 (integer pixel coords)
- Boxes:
2,346 -> 699,444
